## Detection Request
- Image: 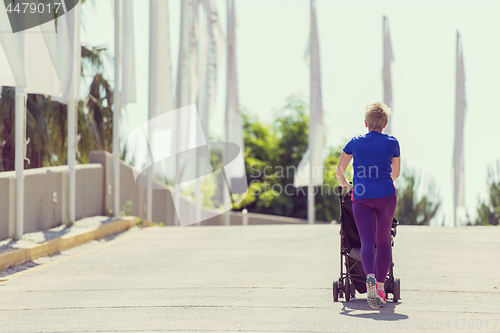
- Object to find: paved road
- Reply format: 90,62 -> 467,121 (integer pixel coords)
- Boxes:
0,224 -> 499,332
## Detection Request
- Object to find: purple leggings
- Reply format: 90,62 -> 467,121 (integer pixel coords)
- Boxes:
352,195 -> 397,283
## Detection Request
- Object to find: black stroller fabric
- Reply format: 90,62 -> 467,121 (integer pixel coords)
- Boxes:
341,190 -> 361,251
340,190 -> 367,293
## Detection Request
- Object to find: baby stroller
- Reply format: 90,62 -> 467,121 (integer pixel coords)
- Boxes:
332,185 -> 401,302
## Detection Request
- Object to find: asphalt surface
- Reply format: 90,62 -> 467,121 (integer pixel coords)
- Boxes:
0,224 -> 499,333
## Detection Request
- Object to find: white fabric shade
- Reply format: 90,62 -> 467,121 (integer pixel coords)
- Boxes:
294,3 -> 324,187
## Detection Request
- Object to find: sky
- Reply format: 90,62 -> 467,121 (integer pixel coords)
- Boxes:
80,0 -> 500,227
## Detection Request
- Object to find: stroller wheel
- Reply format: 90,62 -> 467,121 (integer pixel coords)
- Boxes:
393,279 -> 401,302
338,279 -> 344,298
384,278 -> 393,294
345,279 -> 351,301
350,284 -> 356,298
333,281 -> 339,302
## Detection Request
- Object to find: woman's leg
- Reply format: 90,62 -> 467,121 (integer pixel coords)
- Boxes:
352,200 -> 376,277
374,196 -> 397,284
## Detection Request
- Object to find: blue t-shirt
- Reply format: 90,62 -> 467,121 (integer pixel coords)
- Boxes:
343,131 -> 400,200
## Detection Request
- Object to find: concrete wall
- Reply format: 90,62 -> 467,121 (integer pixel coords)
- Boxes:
200,211 -> 318,226
0,150 -> 323,241
88,151 -> 326,227
0,172 -> 15,240
0,164 -> 103,240
90,150 -> 176,224
75,164 -> 104,220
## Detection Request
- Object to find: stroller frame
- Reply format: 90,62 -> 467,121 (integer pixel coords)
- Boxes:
333,185 -> 401,302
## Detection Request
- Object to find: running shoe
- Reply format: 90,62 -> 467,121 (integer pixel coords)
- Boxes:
366,274 -> 383,309
377,286 -> 387,304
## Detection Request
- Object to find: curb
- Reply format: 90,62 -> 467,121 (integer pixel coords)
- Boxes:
0,216 -> 142,272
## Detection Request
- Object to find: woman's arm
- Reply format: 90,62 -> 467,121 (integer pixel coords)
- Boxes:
391,156 -> 401,181
335,152 -> 353,188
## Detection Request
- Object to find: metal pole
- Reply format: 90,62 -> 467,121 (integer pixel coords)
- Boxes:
14,87 -> 26,240
382,15 -> 391,135
453,31 -> 459,228
147,0 -> 154,222
173,0 -> 188,226
68,89 -> 76,223
308,169 -> 314,225
382,16 -> 388,135
307,0 -> 315,225
113,0 -> 122,217
195,1 -> 202,225
68,4 -> 80,223
223,0 -> 230,226
147,168 -> 153,222
242,208 -> 248,226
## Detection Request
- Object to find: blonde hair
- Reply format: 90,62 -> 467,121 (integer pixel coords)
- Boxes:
365,102 -> 392,130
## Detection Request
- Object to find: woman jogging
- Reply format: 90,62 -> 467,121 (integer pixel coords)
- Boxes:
335,102 -> 400,309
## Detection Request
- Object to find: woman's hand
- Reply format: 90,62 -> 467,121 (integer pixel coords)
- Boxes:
341,182 -> 352,190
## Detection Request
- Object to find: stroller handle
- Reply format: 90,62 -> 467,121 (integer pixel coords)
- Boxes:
337,183 -> 353,203
337,186 -> 343,202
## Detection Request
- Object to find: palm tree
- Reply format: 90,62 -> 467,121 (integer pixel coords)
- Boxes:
0,87 -> 16,171
474,161 -> 500,226
0,0 -> 121,170
86,72 -> 114,153
0,42 -> 115,170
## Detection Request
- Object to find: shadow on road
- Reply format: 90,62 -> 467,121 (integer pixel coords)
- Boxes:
0,261 -> 41,279
339,297 -> 408,321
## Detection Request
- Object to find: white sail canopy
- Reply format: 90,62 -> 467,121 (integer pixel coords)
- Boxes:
0,6 -> 61,95
383,16 -> 394,134
453,32 -> 467,226
294,2 -> 324,188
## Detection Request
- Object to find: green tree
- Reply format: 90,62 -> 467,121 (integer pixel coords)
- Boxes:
315,146 -> 350,223
237,96 -> 307,217
474,161 -> 500,226
0,88 -> 52,170
394,166 -> 441,225
234,95 -> 344,222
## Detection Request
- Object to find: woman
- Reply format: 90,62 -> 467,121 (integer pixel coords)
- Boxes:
335,102 -> 400,309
